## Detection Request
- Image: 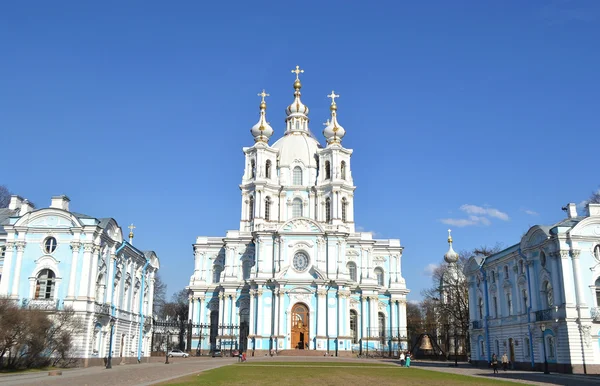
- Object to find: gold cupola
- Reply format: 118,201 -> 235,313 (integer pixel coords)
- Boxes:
250,89 -> 274,143
322,90 -> 346,145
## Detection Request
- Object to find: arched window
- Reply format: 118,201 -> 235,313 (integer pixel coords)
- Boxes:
213,265 -> 223,283
478,298 -> 484,319
250,159 -> 256,179
595,277 -> 600,307
35,269 -> 56,299
506,292 -> 513,315
325,198 -> 331,222
341,198 -> 347,222
293,166 -> 302,185
347,262 -> 357,282
540,251 -> 546,267
350,310 -> 358,343
264,197 -> 271,221
375,267 -> 384,286
292,198 -> 303,217
544,281 -> 553,308
595,245 -> 600,260
265,160 -> 272,179
378,312 -> 385,342
522,289 -> 528,312
340,161 -> 346,180
44,237 -> 57,254
548,336 -> 556,358
248,196 -> 254,220
325,161 -> 331,179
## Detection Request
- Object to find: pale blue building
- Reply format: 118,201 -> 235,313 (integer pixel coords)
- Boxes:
0,195 -> 160,366
187,67 -> 409,356
465,202 -> 600,374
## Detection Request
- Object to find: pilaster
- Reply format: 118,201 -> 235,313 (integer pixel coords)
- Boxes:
10,241 -> 26,298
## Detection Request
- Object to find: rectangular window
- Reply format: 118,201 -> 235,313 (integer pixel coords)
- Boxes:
480,341 -> 485,358
548,337 -> 555,358
507,293 -> 512,315
493,297 -> 498,317
524,337 -> 530,358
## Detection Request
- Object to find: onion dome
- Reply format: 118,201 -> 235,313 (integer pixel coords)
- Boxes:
323,90 -> 346,145
250,89 -> 274,143
444,229 -> 459,264
285,65 -> 309,120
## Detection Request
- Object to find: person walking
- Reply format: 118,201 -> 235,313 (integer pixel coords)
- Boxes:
501,353 -> 509,371
399,352 -> 405,367
405,352 -> 411,368
491,354 -> 499,375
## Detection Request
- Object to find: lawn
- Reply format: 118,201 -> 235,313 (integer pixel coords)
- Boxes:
163,362 -> 521,386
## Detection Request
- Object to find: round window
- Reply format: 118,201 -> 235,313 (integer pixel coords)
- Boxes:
292,251 -> 310,272
44,237 -> 57,254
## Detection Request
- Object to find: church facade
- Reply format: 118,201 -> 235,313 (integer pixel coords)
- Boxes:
187,67 -> 409,356
465,203 -> 600,374
0,195 -> 160,366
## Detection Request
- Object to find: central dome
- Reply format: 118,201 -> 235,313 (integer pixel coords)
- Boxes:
271,133 -> 321,168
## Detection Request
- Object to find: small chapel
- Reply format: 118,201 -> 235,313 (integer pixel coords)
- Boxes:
187,66 -> 409,356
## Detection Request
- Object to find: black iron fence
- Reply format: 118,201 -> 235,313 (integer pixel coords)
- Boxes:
352,327 -> 406,358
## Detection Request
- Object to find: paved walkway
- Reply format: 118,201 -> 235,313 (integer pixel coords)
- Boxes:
408,360 -> 600,386
1,356 -> 600,385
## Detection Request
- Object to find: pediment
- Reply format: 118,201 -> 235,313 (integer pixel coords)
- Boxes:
278,218 -> 324,234
18,211 -> 80,229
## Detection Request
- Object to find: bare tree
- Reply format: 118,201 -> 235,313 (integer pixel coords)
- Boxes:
0,186 -> 11,208
153,273 -> 167,317
589,189 -> 600,204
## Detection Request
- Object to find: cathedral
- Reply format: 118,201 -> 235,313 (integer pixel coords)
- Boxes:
187,67 -> 409,356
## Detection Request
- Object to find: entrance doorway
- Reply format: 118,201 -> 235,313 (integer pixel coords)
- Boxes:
291,303 -> 309,350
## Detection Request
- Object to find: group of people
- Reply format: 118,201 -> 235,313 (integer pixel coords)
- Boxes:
399,351 -> 412,367
490,353 -> 510,374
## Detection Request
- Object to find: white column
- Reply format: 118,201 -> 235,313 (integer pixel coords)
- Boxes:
0,242 -> 15,296
370,296 -> 378,337
317,288 -> 327,338
199,296 -> 206,325
571,250 -> 586,306
278,290 -> 284,337
256,289 -> 264,336
337,291 -> 343,339
78,243 -> 94,297
559,251 -> 576,305
67,242 -> 81,299
146,274 -> 155,316
361,295 -> 368,338
107,254 -> 116,305
10,242 -> 26,297
399,300 -> 407,337
218,293 -> 225,325
249,290 -> 256,336
391,300 -> 397,332
87,245 -> 101,299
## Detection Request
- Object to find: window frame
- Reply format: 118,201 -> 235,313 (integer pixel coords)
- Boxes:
264,197 -> 271,221
325,198 -> 331,222
340,161 -> 346,180
375,267 -> 384,286
35,269 -> 56,300
341,198 -> 347,222
44,237 -> 57,254
265,160 -> 272,179
292,198 -> 303,218
293,166 -> 303,185
325,160 -> 331,180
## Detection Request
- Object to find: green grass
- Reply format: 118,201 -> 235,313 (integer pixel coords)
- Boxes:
163,362 -> 522,386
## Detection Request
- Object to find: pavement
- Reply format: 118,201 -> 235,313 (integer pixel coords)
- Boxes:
1,356 -> 600,385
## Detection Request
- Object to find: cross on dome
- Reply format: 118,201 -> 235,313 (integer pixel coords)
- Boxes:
444,229 -> 459,264
128,223 -> 136,233
327,91 -> 340,104
291,65 -> 304,80
448,229 -> 453,243
128,223 -> 136,243
257,89 -> 270,103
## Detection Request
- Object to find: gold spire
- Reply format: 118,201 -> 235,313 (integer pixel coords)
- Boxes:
447,229 -> 453,244
128,223 -> 136,241
291,65 -> 304,90
257,89 -> 269,110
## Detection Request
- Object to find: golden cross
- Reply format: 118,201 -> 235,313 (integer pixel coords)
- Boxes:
257,89 -> 270,103
327,90 -> 340,104
128,223 -> 136,233
291,65 -> 304,80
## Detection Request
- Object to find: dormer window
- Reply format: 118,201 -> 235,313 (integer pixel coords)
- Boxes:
44,237 -> 57,254
265,197 -> 271,221
325,198 -> 331,222
265,160 -> 272,179
250,159 -> 256,179
293,166 -> 302,185
248,196 -> 254,220
292,198 -> 303,217
325,161 -> 331,180
341,161 -> 346,180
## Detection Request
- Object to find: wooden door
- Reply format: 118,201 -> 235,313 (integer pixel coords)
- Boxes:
291,303 -> 309,350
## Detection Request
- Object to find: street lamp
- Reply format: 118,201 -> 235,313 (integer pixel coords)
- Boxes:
165,331 -> 170,365
106,317 -> 116,369
540,324 -> 549,374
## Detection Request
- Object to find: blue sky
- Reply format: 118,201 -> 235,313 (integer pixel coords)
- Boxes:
2,1 -> 599,301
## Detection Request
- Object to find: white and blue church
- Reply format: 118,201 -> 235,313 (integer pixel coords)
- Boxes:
187,67 -> 409,356
0,195 -> 160,366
